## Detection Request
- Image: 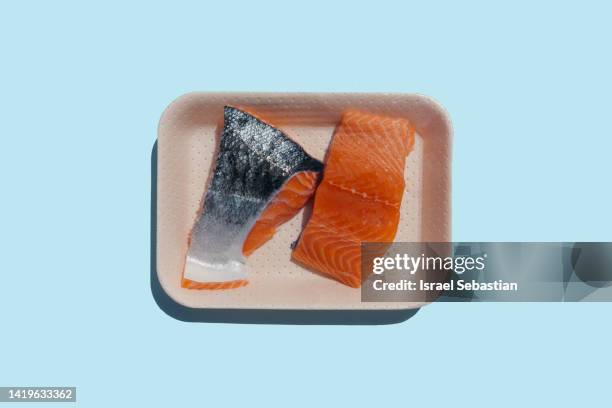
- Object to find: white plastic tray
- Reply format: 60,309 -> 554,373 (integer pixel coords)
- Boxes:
156,93 -> 451,310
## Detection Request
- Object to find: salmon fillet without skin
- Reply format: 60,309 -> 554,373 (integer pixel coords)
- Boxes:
292,111 -> 415,288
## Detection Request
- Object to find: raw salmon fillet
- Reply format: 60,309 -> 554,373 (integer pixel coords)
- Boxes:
243,171 -> 320,257
292,111 -> 415,287
183,107 -> 322,290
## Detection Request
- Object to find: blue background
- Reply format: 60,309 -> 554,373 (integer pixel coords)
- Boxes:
1,1 -> 611,406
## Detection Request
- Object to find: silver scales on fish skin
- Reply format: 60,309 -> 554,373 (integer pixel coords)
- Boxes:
184,106 -> 323,285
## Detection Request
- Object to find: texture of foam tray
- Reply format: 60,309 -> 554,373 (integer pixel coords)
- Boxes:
156,93 -> 452,310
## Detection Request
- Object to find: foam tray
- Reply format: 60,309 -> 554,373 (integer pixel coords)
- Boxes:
156,93 -> 451,311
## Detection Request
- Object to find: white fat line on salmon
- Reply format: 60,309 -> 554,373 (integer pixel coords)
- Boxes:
325,180 -> 400,209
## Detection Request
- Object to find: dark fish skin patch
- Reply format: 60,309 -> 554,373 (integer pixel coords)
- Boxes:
187,106 -> 323,267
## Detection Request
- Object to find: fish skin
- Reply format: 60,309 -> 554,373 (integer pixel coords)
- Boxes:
183,106 -> 322,289
292,111 -> 415,288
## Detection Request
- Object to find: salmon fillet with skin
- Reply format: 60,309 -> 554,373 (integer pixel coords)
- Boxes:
182,107 -> 322,290
292,111 -> 415,288
182,171 -> 319,290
